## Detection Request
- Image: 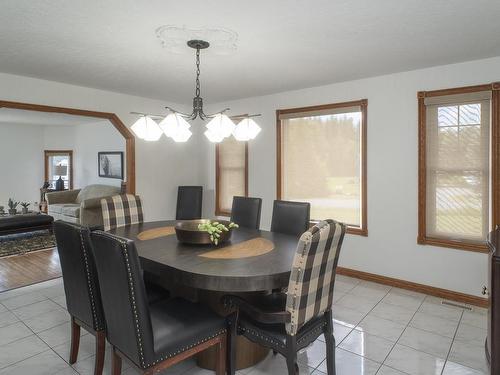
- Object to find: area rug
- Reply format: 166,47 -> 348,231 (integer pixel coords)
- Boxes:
0,230 -> 56,258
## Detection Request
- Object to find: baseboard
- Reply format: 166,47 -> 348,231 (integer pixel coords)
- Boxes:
337,266 -> 488,308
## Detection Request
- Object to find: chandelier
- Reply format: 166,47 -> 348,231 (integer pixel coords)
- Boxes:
130,39 -> 261,143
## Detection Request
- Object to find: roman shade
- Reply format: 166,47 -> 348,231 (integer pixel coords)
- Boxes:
425,90 -> 491,242
217,137 -> 246,213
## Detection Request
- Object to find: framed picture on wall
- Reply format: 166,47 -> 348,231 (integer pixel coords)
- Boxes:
98,151 -> 124,179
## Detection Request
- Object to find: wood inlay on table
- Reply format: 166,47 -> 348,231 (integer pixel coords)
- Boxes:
136,226 -> 175,241
199,237 -> 275,259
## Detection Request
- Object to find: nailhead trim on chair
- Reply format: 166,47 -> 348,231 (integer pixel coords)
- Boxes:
79,230 -> 103,331
145,329 -> 227,368
238,325 -> 286,349
93,232 -> 147,368
238,319 -> 326,352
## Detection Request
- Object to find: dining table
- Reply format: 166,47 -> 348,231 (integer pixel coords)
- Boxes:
108,220 -> 299,370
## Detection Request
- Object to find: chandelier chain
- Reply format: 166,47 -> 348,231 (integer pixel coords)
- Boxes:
195,48 -> 201,98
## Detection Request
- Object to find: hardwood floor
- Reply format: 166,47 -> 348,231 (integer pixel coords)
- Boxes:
0,248 -> 61,292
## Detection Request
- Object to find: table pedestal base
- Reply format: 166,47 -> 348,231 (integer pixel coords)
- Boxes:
197,336 -> 269,370
196,289 -> 270,370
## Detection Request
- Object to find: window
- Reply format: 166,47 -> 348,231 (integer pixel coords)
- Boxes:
215,137 -> 248,216
418,83 -> 500,252
44,150 -> 73,190
277,100 -> 367,235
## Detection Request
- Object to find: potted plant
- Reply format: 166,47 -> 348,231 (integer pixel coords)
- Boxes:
20,202 -> 30,214
0,205 -> 4,214
8,198 -> 19,215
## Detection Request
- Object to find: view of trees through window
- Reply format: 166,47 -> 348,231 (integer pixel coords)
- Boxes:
281,112 -> 362,226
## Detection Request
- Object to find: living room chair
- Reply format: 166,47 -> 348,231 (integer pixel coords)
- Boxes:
89,230 -> 227,375
101,194 -> 144,231
176,186 -> 203,220
230,196 -> 262,230
271,200 -> 310,237
224,220 -> 346,375
53,221 -> 169,375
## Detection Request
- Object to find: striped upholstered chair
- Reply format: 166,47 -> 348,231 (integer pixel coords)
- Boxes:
224,220 -> 346,375
100,194 -> 144,231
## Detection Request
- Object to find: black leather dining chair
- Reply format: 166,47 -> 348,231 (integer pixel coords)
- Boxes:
53,221 -> 170,375
53,221 -> 106,375
89,230 -> 227,375
230,196 -> 262,229
224,220 -> 346,375
271,200 -> 310,237
176,186 -> 203,220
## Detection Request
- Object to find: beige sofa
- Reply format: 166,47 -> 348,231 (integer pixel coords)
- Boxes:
46,184 -> 121,227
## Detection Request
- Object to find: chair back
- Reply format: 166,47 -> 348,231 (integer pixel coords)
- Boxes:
53,221 -> 105,332
230,196 -> 262,229
285,220 -> 346,335
271,200 -> 310,237
176,186 -> 203,220
89,231 -> 154,368
101,194 -> 144,231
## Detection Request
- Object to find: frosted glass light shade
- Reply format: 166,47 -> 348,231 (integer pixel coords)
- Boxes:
131,116 -> 162,141
172,126 -> 192,142
159,113 -> 192,142
204,129 -> 225,143
233,118 -> 262,141
206,114 -> 235,138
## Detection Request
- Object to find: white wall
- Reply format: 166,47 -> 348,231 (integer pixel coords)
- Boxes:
43,121 -> 126,188
0,72 -> 201,222
0,123 -> 44,206
202,56 -> 500,297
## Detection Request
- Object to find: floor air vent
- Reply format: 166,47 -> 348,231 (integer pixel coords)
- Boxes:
441,300 -> 473,311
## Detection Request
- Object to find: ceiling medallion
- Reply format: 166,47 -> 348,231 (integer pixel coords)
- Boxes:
155,25 -> 238,55
131,36 -> 261,143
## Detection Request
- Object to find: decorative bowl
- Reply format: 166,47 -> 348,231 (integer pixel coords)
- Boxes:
175,219 -> 233,245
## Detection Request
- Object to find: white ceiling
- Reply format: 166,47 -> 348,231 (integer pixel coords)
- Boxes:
0,108 -> 109,127
1,0 -> 499,103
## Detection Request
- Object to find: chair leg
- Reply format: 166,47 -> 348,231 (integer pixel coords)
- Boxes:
227,313 -> 238,375
285,355 -> 299,375
324,310 -> 336,375
285,336 -> 298,375
69,317 -> 80,364
94,331 -> 106,375
215,334 -> 227,375
111,348 -> 122,375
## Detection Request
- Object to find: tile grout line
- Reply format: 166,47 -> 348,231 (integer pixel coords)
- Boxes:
439,308 -> 465,375
0,286 -> 81,374
332,282 -> 394,373
374,289 -> 427,374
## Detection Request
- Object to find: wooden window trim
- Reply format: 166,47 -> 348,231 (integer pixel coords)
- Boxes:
215,141 -> 249,217
44,150 -> 74,190
276,99 -> 368,236
417,82 -> 500,253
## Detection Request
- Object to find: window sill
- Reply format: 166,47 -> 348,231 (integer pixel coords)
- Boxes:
417,235 -> 488,253
215,210 -> 231,218
309,221 -> 367,237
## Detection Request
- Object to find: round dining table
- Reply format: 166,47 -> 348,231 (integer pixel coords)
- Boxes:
108,220 -> 298,370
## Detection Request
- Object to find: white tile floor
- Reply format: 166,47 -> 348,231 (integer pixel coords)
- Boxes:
0,275 -> 489,374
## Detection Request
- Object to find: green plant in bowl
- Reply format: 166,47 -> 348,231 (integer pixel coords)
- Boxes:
198,220 -> 239,245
